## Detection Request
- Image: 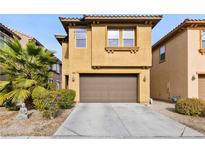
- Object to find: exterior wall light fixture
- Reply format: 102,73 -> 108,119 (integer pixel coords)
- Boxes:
143,76 -> 146,82
72,72 -> 75,82
192,75 -> 196,81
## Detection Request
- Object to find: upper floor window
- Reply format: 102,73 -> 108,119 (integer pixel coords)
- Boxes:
52,64 -> 57,72
108,29 -> 119,47
52,64 -> 60,73
75,28 -> 86,48
201,30 -> 205,49
122,29 -> 135,47
160,45 -> 166,62
56,64 -> 60,73
107,28 -> 135,47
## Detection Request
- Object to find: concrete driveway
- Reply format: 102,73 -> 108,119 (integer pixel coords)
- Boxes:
54,103 -> 203,138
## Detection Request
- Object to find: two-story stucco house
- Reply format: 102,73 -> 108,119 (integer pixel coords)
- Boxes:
151,19 -> 205,101
0,23 -> 62,89
55,15 -> 162,103
14,30 -> 62,89
0,23 -> 21,81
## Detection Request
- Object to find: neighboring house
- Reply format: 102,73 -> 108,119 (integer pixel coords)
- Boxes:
13,30 -> 62,89
151,19 -> 205,101
0,23 -> 21,81
13,30 -> 43,47
0,23 -> 62,89
55,15 -> 162,103
50,57 -> 62,89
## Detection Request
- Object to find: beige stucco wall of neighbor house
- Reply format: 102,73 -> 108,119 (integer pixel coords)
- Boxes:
61,25 -> 152,103
151,30 -> 189,101
61,41 -> 69,89
13,31 -> 30,47
187,29 -> 205,98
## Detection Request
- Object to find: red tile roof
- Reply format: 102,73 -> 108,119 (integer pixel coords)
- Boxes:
59,14 -> 162,30
0,23 -> 21,39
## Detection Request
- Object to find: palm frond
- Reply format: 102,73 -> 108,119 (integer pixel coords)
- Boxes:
11,89 -> 30,103
0,91 -> 16,105
14,78 -> 37,89
26,41 -> 42,56
5,37 -> 22,54
32,86 -> 48,99
0,81 -> 11,92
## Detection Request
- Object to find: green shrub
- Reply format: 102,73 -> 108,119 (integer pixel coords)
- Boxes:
57,89 -> 76,109
175,98 -> 205,116
32,86 -> 49,100
33,91 -> 60,119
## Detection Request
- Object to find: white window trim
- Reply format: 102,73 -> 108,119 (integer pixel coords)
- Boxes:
75,28 -> 87,48
107,29 -> 120,47
159,45 -> 166,61
122,29 -> 135,47
201,30 -> 205,49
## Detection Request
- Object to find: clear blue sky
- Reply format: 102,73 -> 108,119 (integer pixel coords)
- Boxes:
1,14 -> 205,60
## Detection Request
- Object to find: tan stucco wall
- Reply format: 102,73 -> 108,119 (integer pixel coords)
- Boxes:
187,29 -> 205,98
61,41 -> 69,89
91,25 -> 152,67
151,30 -> 188,101
61,24 -> 152,103
13,31 -> 31,47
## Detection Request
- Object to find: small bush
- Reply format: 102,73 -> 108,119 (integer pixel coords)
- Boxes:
175,98 -> 205,116
57,89 -> 76,109
33,91 -> 60,119
32,86 -> 49,100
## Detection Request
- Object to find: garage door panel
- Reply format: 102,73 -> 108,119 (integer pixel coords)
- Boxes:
80,74 -> 137,102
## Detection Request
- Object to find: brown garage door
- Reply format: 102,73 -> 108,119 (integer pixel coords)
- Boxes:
198,75 -> 205,99
80,74 -> 137,102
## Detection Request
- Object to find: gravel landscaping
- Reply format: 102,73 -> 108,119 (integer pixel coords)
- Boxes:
0,107 -> 73,136
149,100 -> 205,135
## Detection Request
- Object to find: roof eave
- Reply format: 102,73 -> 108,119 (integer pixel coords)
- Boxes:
152,20 -> 205,51
55,34 -> 67,45
0,23 -> 21,39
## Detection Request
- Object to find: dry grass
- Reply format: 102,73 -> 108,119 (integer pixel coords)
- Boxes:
149,100 -> 205,135
0,107 -> 72,136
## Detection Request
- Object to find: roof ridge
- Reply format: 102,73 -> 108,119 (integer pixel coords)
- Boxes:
84,14 -> 163,17
59,16 -> 82,20
11,29 -> 34,39
60,14 -> 163,20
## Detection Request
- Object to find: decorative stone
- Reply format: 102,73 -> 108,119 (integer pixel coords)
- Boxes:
16,102 -> 28,120
149,98 -> 153,104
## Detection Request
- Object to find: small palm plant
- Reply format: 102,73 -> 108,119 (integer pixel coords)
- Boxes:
0,38 -> 58,107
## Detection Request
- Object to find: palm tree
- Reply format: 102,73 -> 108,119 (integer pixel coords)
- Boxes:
0,38 -> 58,107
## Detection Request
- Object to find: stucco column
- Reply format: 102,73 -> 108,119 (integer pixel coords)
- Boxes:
61,74 -> 65,89
138,69 -> 150,103
69,73 -> 80,102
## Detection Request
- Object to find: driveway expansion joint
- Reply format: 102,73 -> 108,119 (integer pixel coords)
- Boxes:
63,126 -> 82,136
110,105 -> 132,137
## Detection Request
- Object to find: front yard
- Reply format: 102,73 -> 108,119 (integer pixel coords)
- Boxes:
149,100 -> 205,135
0,107 -> 72,136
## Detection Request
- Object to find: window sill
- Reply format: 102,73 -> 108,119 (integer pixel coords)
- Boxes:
199,49 -> 205,55
105,47 -> 139,54
159,59 -> 166,63
52,70 -> 61,74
